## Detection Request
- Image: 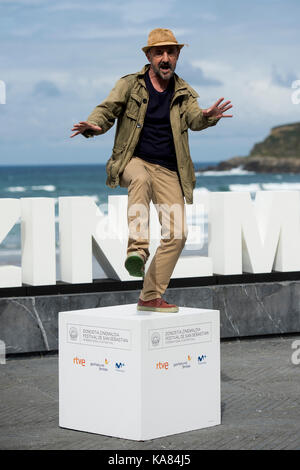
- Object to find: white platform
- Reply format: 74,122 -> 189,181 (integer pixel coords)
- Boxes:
59,304 -> 221,441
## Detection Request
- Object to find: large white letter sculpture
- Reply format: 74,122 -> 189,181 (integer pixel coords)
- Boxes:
0,199 -> 21,287
58,194 -> 212,283
209,191 -> 300,274
21,198 -> 56,285
1,191 -> 300,287
59,197 -> 97,284
172,190 -> 213,277
94,194 -> 213,280
59,195 -> 137,283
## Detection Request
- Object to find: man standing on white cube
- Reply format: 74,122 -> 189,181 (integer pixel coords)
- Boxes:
71,28 -> 233,313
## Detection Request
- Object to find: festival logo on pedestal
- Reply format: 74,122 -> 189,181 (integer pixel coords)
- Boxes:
69,326 -> 79,341
151,332 -> 161,347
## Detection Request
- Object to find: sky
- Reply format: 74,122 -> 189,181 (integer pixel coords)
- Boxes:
0,0 -> 300,165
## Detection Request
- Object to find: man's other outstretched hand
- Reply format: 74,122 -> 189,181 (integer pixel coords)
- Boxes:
70,121 -> 102,138
202,98 -> 233,119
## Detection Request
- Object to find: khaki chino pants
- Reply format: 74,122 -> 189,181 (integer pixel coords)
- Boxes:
120,156 -> 188,301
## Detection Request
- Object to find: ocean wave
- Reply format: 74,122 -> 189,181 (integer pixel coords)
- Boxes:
196,166 -> 255,176
229,182 -> 300,192
31,185 -> 56,191
6,185 -> 56,192
194,187 -> 210,193
6,186 -> 26,192
87,195 -> 100,204
229,184 -> 261,192
262,182 -> 300,191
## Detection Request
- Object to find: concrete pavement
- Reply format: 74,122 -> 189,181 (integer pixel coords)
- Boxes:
0,334 -> 299,450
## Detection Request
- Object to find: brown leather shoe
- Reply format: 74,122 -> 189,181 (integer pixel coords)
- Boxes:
137,297 -> 179,313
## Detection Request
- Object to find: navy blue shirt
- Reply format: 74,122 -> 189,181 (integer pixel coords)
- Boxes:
134,70 -> 178,172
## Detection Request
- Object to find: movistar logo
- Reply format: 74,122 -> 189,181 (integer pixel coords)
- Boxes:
198,354 -> 207,363
115,362 -> 125,370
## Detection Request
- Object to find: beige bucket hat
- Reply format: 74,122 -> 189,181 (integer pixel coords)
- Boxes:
142,28 -> 185,53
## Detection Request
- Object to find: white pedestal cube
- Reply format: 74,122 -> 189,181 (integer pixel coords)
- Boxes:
59,304 -> 221,441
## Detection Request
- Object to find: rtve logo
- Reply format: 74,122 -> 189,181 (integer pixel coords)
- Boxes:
73,356 -> 86,366
156,361 -> 169,370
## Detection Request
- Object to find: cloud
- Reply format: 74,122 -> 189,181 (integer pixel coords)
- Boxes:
32,80 -> 61,98
1,0 -> 300,164
45,0 -> 175,25
0,0 -> 44,4
176,62 -> 222,87
117,0 -> 175,24
9,24 -> 42,37
55,26 -> 146,41
271,65 -> 299,88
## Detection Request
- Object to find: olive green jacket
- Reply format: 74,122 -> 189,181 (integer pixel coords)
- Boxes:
83,64 -> 220,204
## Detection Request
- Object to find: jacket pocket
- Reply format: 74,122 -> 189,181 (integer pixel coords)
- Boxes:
126,93 -> 142,120
106,143 -> 127,179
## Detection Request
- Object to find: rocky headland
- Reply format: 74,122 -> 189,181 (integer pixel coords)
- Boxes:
198,122 -> 300,173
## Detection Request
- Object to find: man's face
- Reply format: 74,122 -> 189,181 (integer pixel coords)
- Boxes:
147,45 -> 180,81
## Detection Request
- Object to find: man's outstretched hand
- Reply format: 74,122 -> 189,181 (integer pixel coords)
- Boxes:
202,98 -> 233,119
70,121 -> 102,138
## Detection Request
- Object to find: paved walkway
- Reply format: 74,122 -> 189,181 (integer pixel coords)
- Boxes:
0,335 -> 300,450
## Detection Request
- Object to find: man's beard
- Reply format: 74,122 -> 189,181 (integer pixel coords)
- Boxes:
151,60 -> 176,81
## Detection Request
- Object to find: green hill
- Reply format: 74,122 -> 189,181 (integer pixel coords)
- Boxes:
250,122 -> 300,159
198,122 -> 300,173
